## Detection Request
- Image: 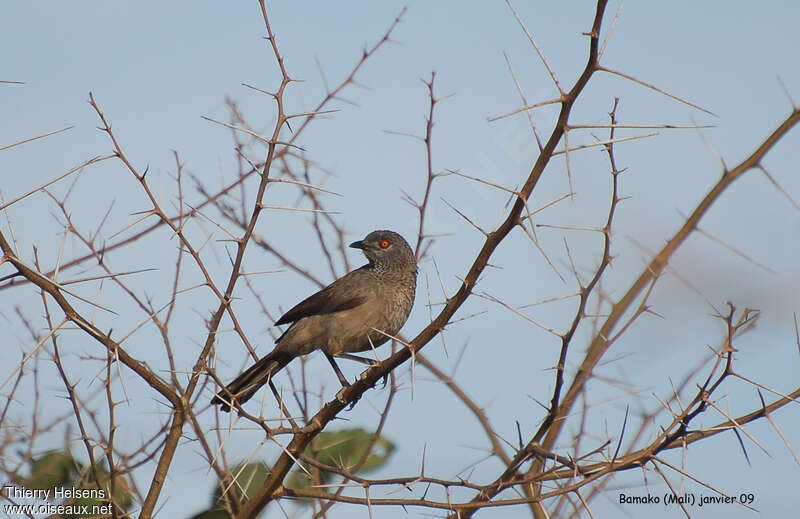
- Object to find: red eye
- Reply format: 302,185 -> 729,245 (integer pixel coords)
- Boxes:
380,240 -> 390,249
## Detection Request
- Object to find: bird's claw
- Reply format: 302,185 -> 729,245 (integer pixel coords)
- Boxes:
358,365 -> 389,389
336,386 -> 360,410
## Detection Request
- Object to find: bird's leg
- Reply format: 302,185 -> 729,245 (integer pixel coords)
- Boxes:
325,353 -> 351,388
337,353 -> 389,389
337,353 -> 378,366
328,353 -> 368,409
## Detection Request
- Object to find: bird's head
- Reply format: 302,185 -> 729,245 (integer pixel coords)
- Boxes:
350,230 -> 416,272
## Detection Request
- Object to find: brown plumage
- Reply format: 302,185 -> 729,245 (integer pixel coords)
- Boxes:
212,230 -> 417,412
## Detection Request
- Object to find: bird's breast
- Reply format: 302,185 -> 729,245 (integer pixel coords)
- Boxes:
322,271 -> 416,356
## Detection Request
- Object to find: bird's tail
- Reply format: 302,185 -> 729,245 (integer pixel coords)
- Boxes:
211,350 -> 293,412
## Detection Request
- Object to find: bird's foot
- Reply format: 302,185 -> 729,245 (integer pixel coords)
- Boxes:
335,385 -> 361,410
359,367 -> 389,389
335,386 -> 348,404
338,353 -> 388,388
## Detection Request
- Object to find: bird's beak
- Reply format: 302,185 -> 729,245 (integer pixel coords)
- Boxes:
349,240 -> 366,250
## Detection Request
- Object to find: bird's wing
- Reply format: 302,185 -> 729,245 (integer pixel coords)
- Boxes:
274,269 -> 367,326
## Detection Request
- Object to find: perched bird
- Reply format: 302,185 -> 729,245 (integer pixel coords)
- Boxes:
212,230 -> 417,412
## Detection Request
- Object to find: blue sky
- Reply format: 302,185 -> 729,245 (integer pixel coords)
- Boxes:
2,2 -> 800,518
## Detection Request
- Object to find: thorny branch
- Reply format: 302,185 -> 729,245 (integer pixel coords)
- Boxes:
1,1 -> 798,518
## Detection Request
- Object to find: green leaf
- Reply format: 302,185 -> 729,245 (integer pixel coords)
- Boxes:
286,428 -> 394,500
213,462 -> 271,507
69,465 -> 134,515
15,450 -> 79,490
310,428 -> 394,473
207,431 -> 394,513
13,450 -> 133,517
189,508 -> 233,519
